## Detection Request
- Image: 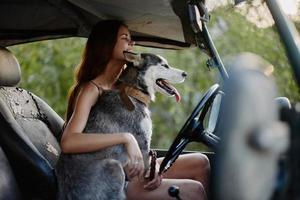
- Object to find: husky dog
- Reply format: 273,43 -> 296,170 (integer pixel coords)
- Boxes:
56,52 -> 187,200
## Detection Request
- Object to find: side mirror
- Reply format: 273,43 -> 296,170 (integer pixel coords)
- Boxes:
275,97 -> 292,109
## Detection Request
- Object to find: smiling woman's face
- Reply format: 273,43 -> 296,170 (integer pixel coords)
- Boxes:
111,25 -> 135,61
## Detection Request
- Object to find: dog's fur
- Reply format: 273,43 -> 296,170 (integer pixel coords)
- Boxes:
56,53 -> 186,200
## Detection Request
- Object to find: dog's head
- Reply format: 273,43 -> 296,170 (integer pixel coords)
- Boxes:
119,52 -> 187,102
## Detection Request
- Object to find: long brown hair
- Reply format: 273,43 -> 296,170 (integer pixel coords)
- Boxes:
66,20 -> 125,123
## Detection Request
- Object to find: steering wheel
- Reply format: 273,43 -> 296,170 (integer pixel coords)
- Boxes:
159,84 -> 221,174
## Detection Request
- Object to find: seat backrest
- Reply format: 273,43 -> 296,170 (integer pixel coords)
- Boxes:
0,47 -> 64,199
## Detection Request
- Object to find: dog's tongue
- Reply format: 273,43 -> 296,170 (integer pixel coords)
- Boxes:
173,88 -> 181,102
160,79 -> 181,102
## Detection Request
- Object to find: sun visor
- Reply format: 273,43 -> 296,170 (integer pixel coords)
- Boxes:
67,0 -> 197,48
0,0 -> 204,49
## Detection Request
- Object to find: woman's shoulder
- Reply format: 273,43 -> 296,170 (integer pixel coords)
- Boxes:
81,81 -> 103,94
76,82 -> 103,107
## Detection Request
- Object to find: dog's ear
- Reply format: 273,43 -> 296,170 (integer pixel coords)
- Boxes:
123,51 -> 141,66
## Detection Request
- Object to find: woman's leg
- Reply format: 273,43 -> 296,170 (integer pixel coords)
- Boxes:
126,153 -> 210,200
126,178 -> 206,200
158,153 -> 210,190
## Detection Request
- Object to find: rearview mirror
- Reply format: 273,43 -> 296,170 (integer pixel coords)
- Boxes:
188,4 -> 202,33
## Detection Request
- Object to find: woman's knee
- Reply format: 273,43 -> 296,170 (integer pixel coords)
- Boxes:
192,153 -> 210,171
183,181 -> 207,199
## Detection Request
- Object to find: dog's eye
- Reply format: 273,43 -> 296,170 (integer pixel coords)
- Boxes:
162,64 -> 169,69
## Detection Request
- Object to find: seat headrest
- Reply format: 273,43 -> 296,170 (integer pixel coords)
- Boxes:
0,47 -> 21,86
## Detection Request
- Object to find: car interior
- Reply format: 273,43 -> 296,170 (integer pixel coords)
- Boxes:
0,47 -> 64,199
0,0 -> 211,199
1,0 -> 300,199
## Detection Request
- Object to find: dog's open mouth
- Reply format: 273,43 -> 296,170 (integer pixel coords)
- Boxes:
156,79 -> 181,102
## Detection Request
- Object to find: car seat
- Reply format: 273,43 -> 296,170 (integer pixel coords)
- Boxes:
0,145 -> 21,200
0,47 -> 64,199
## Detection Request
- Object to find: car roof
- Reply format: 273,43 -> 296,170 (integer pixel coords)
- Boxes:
0,0 -> 207,49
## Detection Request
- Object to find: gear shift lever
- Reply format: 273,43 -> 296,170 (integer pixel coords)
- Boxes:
168,185 -> 181,200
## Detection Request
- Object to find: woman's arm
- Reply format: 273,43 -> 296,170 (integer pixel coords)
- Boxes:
60,82 -> 144,178
60,82 -> 129,153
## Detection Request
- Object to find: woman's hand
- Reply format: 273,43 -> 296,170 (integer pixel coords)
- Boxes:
143,161 -> 163,191
124,133 -> 144,180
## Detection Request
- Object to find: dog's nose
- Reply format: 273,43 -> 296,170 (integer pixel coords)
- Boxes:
182,72 -> 187,77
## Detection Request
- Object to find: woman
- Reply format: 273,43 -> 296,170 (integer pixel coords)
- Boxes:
59,20 -> 210,199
